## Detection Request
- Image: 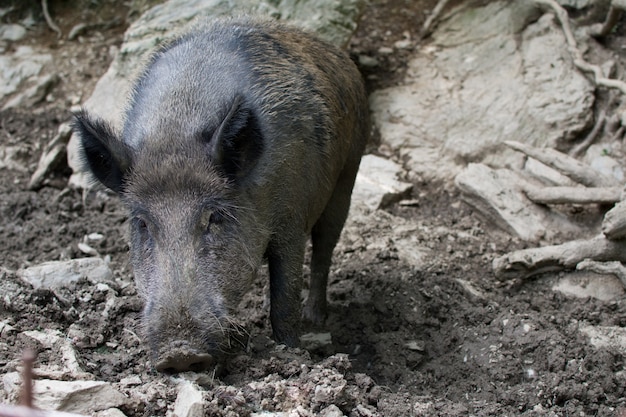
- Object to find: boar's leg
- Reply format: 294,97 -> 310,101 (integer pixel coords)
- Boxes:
303,158 -> 361,325
266,235 -> 306,347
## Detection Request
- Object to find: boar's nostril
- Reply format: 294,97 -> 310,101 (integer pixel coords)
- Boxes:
155,348 -> 215,373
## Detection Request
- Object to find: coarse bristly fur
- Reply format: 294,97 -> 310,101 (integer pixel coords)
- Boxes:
72,16 -> 369,372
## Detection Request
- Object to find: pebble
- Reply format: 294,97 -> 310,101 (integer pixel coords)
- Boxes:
0,24 -> 26,41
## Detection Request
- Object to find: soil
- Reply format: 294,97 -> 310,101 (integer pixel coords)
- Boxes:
1,0 -> 626,416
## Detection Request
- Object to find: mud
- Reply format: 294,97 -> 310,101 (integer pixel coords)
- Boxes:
1,1 -> 625,416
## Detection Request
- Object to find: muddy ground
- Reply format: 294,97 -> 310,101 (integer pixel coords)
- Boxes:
1,0 -> 626,416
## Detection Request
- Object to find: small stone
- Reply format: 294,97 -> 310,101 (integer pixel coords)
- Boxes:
119,375 -> 142,386
405,340 -> 425,352
94,408 -> 128,417
580,325 -> 626,350
320,404 -> 345,417
358,55 -> 379,67
0,24 -> 27,41
18,257 -> 113,289
393,39 -> 412,49
352,155 -> 413,212
301,332 -> 332,350
173,381 -> 205,417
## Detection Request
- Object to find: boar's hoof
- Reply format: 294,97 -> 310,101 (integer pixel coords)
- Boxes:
155,345 -> 215,373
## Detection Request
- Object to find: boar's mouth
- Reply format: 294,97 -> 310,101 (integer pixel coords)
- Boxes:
147,313 -> 249,373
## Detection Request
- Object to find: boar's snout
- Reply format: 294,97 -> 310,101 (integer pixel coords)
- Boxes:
154,341 -> 215,373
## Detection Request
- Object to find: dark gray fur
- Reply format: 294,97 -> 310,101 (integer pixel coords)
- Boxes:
73,17 -> 369,372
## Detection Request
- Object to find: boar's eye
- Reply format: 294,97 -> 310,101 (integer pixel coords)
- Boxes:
132,216 -> 152,238
200,209 -> 223,236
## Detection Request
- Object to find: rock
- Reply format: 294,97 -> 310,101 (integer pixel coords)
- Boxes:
455,163 -> 582,241
580,325 -> 626,350
352,155 -> 413,213
301,332 -> 332,351
0,24 -> 27,41
34,380 -> 127,414
2,376 -> 127,414
369,1 -> 594,184
171,381 -> 205,417
552,271 -> 626,301
21,329 -> 93,379
583,143 -> 625,183
28,122 -> 72,190
358,55 -> 379,67
392,231 -> 432,269
0,320 -> 16,338
3,73 -> 59,110
319,405 -> 345,417
68,0 -> 366,189
0,45 -> 52,101
0,145 -> 30,172
94,408 -> 128,417
18,257 -> 113,290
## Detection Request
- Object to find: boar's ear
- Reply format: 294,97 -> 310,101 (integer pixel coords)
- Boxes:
72,110 -> 133,194
207,97 -> 263,180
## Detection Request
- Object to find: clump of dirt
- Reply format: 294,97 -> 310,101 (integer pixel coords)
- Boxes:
1,1 -> 626,416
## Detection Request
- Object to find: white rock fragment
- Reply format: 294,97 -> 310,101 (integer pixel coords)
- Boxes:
18,257 -> 113,290
552,271 -> 625,301
580,325 -> 626,350
0,320 -> 15,338
119,375 -> 142,387
301,332 -> 332,350
352,154 -> 412,212
320,404 -> 345,417
171,381 -> 204,417
3,376 -> 127,414
21,329 -> 92,379
34,380 -> 128,414
78,242 -> 99,256
0,46 -> 53,100
0,24 -> 27,41
94,408 -> 128,417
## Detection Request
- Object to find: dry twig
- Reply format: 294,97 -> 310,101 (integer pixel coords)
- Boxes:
505,140 -> 618,187
523,185 -> 621,205
570,111 -> 606,158
493,236 -> 626,280
41,0 -> 62,38
533,0 -> 626,95
420,0 -> 451,39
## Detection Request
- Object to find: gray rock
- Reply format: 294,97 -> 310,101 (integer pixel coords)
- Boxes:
580,324 -> 626,350
552,271 -> 625,301
352,155 -> 413,213
0,24 -> 27,41
3,73 -> 59,110
94,409 -> 128,417
0,46 -> 52,100
18,257 -> 113,290
68,0 -> 365,188
370,1 -> 594,184
172,381 -> 204,417
2,373 -> 127,413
